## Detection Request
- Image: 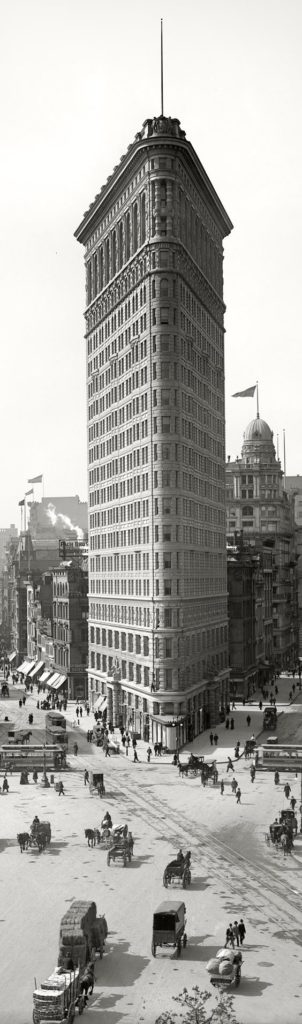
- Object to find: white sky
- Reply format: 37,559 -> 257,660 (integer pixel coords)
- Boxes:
1,0 -> 301,525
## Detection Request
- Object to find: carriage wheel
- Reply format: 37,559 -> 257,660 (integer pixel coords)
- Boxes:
182,874 -> 187,889
176,939 -> 182,957
163,871 -> 168,887
151,941 -> 156,957
123,854 -> 127,866
187,870 -> 191,886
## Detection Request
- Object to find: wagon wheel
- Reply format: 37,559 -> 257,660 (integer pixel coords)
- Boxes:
182,874 -> 187,889
123,854 -> 127,866
176,938 -> 182,957
187,870 -> 192,886
163,871 -> 168,887
183,932 -> 187,948
151,941 -> 156,957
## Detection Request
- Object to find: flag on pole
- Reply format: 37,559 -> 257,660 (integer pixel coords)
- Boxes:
25,488 -> 34,496
232,385 -> 256,398
28,474 -> 43,484
18,499 -> 25,507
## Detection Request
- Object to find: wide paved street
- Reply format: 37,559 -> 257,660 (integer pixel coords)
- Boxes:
1,675 -> 302,1023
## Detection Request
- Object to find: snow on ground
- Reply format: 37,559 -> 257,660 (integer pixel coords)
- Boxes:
0,674 -> 302,1023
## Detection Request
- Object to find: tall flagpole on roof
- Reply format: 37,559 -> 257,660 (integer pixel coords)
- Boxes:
161,19 -> 164,116
256,380 -> 259,418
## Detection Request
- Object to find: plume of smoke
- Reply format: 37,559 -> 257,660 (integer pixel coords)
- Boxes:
46,503 -> 84,541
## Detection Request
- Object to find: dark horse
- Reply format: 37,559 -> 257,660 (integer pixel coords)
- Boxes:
17,832 -> 30,852
80,961 -> 95,998
85,828 -> 98,847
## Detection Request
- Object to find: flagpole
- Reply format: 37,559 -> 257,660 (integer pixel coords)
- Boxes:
256,380 -> 259,418
283,429 -> 286,489
160,19 -> 164,116
24,498 -> 27,532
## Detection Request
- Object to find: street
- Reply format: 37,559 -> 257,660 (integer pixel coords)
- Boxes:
1,675 -> 302,1023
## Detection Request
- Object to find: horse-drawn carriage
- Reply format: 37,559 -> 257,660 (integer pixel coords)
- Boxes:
152,900 -> 187,957
107,826 -> 134,867
33,965 -> 85,1023
17,817 -> 51,853
206,947 -> 243,988
279,808 -> 298,836
163,850 -> 191,889
265,819 -> 294,854
178,754 -> 204,778
89,772 -> 105,797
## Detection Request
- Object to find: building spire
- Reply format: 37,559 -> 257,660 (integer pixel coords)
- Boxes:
161,19 -> 164,116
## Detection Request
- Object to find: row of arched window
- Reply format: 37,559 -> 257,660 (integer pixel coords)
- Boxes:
87,193 -> 146,304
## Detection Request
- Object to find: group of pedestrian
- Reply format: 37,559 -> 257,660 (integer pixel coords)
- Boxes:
209,732 -> 219,747
225,717 -> 235,730
225,920 -> 246,948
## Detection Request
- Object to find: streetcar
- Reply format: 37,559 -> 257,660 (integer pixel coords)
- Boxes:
255,744 -> 302,771
0,744 -> 66,772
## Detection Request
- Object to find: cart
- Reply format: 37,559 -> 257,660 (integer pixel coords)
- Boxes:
152,900 -> 187,957
89,772 -> 105,796
207,947 -> 243,987
107,834 -> 133,866
33,965 -> 85,1022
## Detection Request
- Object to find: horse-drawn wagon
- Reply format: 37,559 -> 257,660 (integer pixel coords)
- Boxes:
163,850 -> 191,889
178,754 -> 204,778
89,772 -> 105,797
32,965 -> 85,1022
17,818 -> 51,853
152,900 -> 187,957
107,827 -> 134,867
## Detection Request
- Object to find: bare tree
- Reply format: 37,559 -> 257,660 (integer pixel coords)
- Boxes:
155,986 -> 240,1024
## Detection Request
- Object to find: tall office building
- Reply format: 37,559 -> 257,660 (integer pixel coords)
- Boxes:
75,114 -> 232,749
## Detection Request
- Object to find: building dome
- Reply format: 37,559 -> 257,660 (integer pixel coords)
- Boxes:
243,417 -> 273,443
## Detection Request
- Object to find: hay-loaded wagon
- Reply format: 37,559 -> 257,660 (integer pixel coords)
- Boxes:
58,901 -> 107,969
32,965 -> 84,1022
17,819 -> 51,853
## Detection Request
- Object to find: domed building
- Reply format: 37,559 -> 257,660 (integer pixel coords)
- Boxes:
226,412 -> 298,695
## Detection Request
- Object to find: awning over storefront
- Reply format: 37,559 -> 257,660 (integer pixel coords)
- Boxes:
94,694 -> 107,712
51,675 -> 67,691
18,660 -> 36,675
28,660 -> 45,680
8,651 -> 17,663
46,673 -> 61,690
150,713 -> 185,724
39,670 -> 52,685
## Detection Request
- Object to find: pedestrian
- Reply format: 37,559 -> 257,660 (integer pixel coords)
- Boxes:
290,796 -> 297,811
125,739 -> 129,756
227,757 -> 234,773
76,706 -> 79,719
132,737 -> 137,750
147,746 -> 152,763
213,733 -> 218,746
238,919 -> 246,945
87,730 -> 90,743
154,742 -> 158,756
84,769 -> 89,786
233,921 -> 240,947
225,718 -> 230,729
33,769 -> 38,784
58,781 -> 65,796
231,777 -> 238,793
73,742 -> 78,756
104,742 -> 110,757
259,700 -> 263,711
122,734 -> 126,746
220,779 -> 224,795
133,749 -> 139,762
232,701 -> 236,710
234,744 -> 240,760
230,718 -> 234,730
289,691 -> 292,701
80,706 -> 83,718
236,787 -> 241,803
209,731 -> 214,746
250,765 -> 255,782
275,686 -> 278,696
284,782 -> 291,800
22,695 -> 26,705
225,925 -> 235,949
246,715 -> 251,727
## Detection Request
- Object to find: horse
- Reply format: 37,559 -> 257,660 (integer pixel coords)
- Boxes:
85,828 -> 97,847
17,832 -> 30,852
80,961 -> 95,997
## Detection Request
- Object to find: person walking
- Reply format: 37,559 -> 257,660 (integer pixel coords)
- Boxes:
133,749 -> 139,763
225,718 -> 230,729
233,921 -> 240,947
225,925 -> 235,949
79,706 -> 83,718
220,779 -> 225,795
209,732 -> 214,746
213,733 -> 218,746
238,919 -> 246,945
236,787 -> 241,804
84,769 -> 89,786
284,782 -> 291,800
246,714 -> 251,727
230,718 -> 234,730
290,796 -> 297,811
227,757 -> 234,773
231,777 -> 238,793
125,739 -> 129,756
250,764 -> 255,783
58,781 -> 65,796
259,700 -> 263,711
147,746 -> 152,763
76,706 -> 79,720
